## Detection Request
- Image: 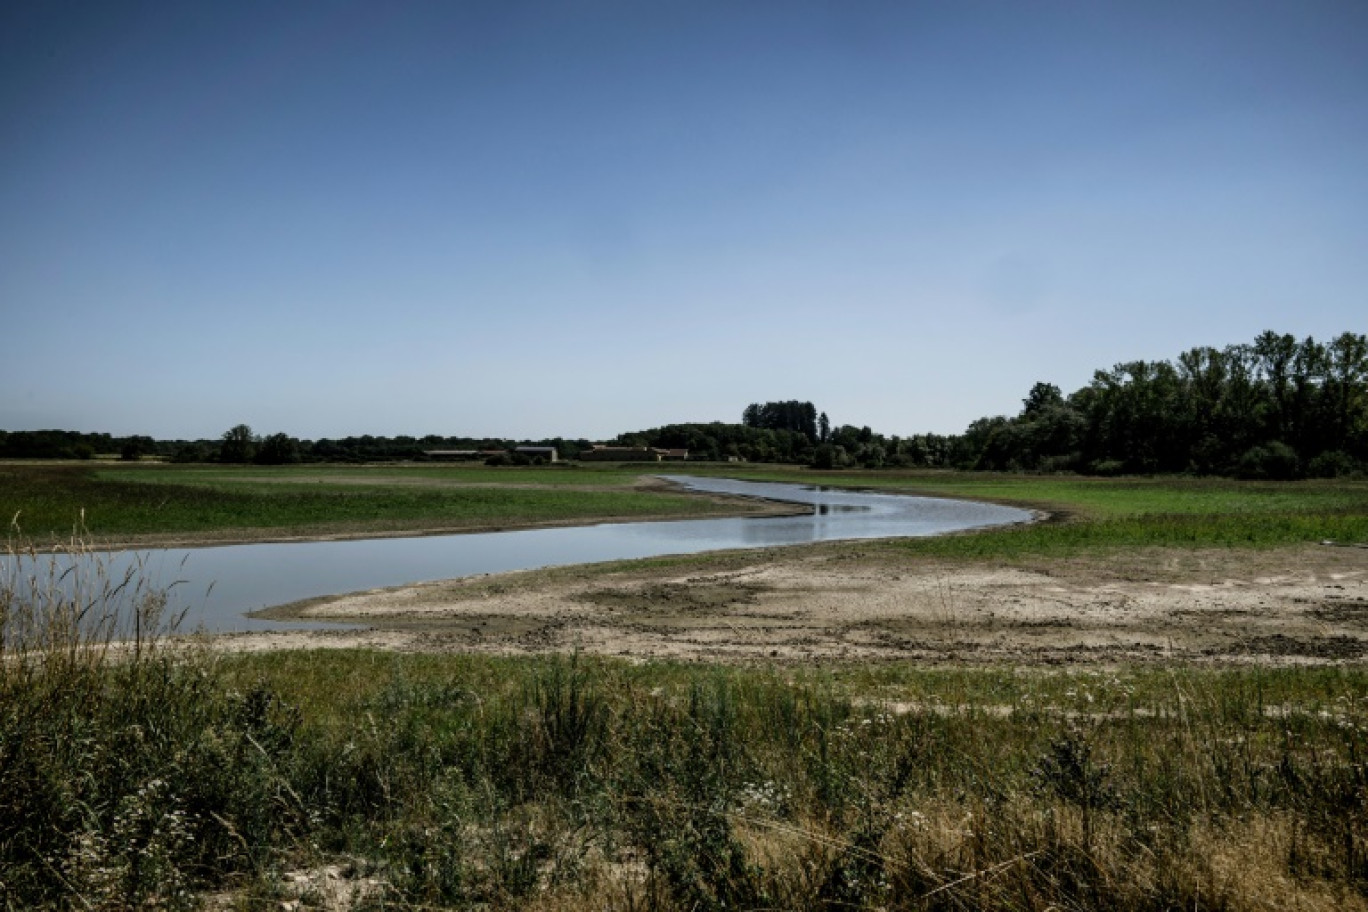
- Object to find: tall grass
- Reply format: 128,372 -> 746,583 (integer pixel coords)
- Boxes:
211,652 -> 1368,911
0,532 -> 301,909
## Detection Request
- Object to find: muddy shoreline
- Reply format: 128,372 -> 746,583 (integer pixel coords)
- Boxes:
219,540 -> 1368,667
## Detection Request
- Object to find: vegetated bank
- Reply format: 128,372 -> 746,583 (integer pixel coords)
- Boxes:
252,468 -> 1368,667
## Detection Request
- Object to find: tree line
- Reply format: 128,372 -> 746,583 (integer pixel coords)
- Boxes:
958,330 -> 1367,478
0,427 -> 593,466
208,428 -> 598,465
610,330 -> 1368,477
618,401 -> 955,470
0,430 -> 160,462
4,330 -> 1363,476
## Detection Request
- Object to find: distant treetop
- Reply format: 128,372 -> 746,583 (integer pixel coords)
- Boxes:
742,400 -> 819,441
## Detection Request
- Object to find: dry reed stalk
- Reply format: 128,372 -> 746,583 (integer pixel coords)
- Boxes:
2,518 -> 190,677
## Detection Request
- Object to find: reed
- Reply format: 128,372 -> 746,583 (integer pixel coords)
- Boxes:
206,652 -> 1368,911
0,530 -> 300,909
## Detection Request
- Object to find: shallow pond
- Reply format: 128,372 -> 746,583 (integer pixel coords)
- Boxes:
10,476 -> 1032,633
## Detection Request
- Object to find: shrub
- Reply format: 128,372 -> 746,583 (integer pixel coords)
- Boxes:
1236,440 -> 1300,480
1086,459 -> 1127,476
1308,449 -> 1359,478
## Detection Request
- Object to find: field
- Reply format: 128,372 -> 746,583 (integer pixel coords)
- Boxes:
0,462 -> 792,546
5,460 -> 1366,550
3,462 -> 1368,909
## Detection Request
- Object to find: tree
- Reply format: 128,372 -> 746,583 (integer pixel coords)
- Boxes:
742,400 -> 820,440
255,433 -> 301,465
1021,382 -> 1064,418
219,424 -> 258,463
951,329 -> 1366,478
1253,330 -> 1298,440
171,443 -> 208,463
811,443 -> 848,470
1325,332 -> 1368,453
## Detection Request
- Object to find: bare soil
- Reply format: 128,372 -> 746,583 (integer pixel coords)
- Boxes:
222,542 -> 1368,666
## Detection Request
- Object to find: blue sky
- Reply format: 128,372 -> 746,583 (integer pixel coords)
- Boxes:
3,1 -> 1365,441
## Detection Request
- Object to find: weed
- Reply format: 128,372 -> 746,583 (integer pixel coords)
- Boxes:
0,533 -> 301,908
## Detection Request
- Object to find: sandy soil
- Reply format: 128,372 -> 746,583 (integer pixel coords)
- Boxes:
218,541 -> 1368,666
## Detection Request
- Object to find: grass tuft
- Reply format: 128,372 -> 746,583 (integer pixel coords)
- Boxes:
1,532 -> 301,909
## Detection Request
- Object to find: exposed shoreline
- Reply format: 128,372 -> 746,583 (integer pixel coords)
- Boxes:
220,540 -> 1368,668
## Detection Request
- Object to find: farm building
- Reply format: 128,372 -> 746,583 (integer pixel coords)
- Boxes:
424,447 -> 558,462
515,446 -> 559,462
578,446 -> 688,462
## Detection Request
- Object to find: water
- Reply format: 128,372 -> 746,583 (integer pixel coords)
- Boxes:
9,476 -> 1032,633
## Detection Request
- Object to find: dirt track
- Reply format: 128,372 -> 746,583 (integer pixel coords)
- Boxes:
222,542 -> 1368,666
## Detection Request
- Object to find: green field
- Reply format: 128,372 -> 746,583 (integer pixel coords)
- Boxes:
685,464 -> 1368,556
0,462 -> 744,542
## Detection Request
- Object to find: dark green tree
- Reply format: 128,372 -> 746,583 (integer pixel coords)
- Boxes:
742,400 -> 819,440
255,433 -> 301,465
219,424 -> 258,463
954,329 -> 1366,477
1021,382 -> 1064,418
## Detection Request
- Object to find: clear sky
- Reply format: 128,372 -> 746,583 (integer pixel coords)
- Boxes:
3,1 -> 1365,442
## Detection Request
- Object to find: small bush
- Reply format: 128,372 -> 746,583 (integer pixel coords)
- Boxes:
1237,440 -> 1300,480
1086,458 -> 1127,476
1308,449 -> 1359,478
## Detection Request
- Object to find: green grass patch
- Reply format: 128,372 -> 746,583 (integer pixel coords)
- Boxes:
106,463 -> 648,490
0,463 -> 719,540
693,464 -> 1368,518
685,465 -> 1368,555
